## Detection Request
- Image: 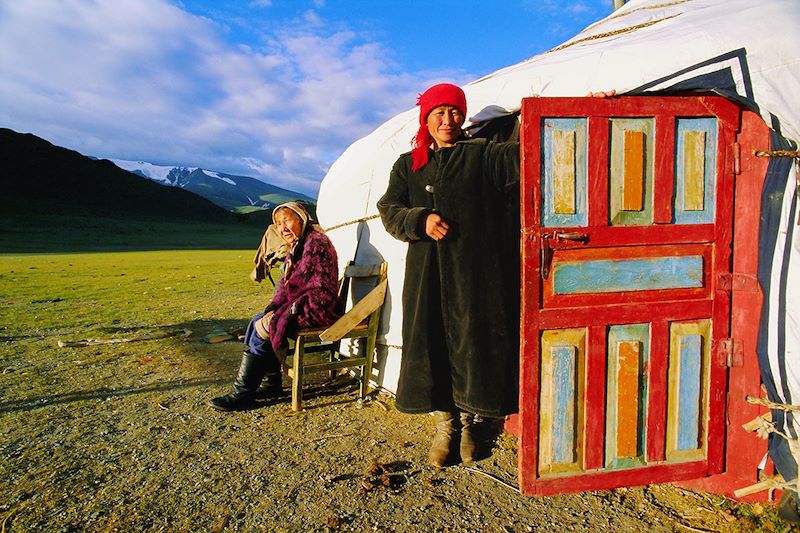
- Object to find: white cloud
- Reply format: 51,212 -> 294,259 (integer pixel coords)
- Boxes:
0,0 -> 437,196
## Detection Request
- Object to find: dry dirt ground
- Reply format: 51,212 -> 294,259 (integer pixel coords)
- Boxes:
1,332 -> 796,532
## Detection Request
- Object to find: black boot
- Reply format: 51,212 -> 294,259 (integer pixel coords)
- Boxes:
255,371 -> 283,400
209,351 -> 268,411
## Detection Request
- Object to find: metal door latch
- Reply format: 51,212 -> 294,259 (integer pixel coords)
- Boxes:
540,231 -> 590,280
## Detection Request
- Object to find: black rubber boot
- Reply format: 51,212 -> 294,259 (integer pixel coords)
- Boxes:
255,372 -> 283,400
208,351 -> 268,411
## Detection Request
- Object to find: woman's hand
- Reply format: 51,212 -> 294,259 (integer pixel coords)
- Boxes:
586,90 -> 617,98
425,213 -> 449,241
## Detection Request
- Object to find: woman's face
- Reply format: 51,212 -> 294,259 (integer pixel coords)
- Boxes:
274,208 -> 303,245
426,105 -> 465,148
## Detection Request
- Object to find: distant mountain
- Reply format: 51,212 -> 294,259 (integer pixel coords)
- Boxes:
111,159 -> 314,213
0,128 -> 268,252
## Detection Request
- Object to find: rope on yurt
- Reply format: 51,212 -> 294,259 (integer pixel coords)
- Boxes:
324,213 -> 381,233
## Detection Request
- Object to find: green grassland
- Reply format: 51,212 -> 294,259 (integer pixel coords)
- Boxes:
0,249 -> 273,344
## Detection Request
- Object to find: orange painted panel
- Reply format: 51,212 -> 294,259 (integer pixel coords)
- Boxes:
616,340 -> 641,458
623,130 -> 644,211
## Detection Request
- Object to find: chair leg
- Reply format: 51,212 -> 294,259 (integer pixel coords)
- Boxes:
361,336 -> 376,399
291,337 -> 305,412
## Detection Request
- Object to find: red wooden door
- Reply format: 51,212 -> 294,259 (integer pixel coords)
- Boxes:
518,96 -> 741,495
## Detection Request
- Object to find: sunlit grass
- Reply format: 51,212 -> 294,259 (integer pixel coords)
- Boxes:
0,250 -> 275,343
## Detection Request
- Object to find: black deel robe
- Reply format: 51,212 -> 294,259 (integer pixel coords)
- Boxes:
377,138 -> 520,418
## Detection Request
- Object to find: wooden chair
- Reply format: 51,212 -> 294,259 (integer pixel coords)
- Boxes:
287,261 -> 387,411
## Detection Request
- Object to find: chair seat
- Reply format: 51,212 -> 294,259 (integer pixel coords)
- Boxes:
295,321 -> 369,340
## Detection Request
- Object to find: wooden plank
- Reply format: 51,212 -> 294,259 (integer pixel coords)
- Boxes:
616,340 -> 641,458
552,129 -> 577,214
683,130 -> 706,211
706,121 -> 734,475
539,328 -> 585,475
552,255 -> 704,294
550,345 -> 577,464
539,339 -> 556,472
588,117 -> 609,226
543,118 -> 587,227
319,280 -> 386,341
674,118 -> 717,224
526,460 -> 708,496
647,320 -> 669,462
556,223 -> 715,247
542,243 -> 713,308
666,320 -> 709,462
623,130 -> 645,211
609,118 -> 653,225
291,337 -> 305,411
539,299 -> 712,329
290,356 -> 367,374
733,475 -> 784,498
605,323 -> 649,469
583,325 -> 606,470
518,97 -> 543,494
653,114 -> 676,224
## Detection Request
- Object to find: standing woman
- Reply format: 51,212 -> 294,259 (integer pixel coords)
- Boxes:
377,83 -> 520,467
209,201 -> 341,411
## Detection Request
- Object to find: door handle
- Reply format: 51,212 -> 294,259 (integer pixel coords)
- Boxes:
553,231 -> 590,243
540,231 -> 590,280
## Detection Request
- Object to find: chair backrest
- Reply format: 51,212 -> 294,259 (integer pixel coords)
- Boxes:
319,262 -> 387,342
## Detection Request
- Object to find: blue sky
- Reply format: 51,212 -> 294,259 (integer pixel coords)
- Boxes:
0,0 -> 615,197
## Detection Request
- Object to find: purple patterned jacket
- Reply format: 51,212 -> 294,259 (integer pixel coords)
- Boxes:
264,229 -> 341,352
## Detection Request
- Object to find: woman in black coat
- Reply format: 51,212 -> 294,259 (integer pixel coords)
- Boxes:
377,83 -> 520,468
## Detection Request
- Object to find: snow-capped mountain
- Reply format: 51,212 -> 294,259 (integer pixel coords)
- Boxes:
111,159 -> 314,212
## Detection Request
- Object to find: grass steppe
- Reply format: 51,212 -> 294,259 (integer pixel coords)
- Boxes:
0,250 -> 794,532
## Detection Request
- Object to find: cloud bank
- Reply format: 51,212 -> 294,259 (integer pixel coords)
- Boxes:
0,0 -> 459,196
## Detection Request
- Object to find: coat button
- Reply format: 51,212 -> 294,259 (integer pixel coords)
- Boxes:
425,184 -> 434,193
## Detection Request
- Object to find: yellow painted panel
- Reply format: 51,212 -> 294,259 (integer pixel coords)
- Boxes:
623,130 -> 644,211
552,129 -> 576,215
683,130 -> 706,211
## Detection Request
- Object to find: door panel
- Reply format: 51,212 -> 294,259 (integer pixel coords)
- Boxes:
519,96 -> 740,495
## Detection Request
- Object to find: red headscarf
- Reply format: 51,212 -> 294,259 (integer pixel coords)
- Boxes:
411,83 -> 467,171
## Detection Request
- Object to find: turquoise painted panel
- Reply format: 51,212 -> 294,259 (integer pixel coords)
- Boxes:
605,324 -> 650,469
677,334 -> 702,450
542,118 -> 588,227
551,345 -> 577,464
674,118 -> 717,224
553,255 -> 704,294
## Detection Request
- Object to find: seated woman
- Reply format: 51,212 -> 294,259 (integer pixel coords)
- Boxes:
209,201 -> 341,411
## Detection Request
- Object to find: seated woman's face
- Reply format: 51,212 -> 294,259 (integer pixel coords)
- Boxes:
274,208 -> 303,245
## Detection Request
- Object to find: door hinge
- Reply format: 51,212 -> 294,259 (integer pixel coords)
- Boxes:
733,142 -> 741,175
717,272 -> 759,293
718,338 -> 744,367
